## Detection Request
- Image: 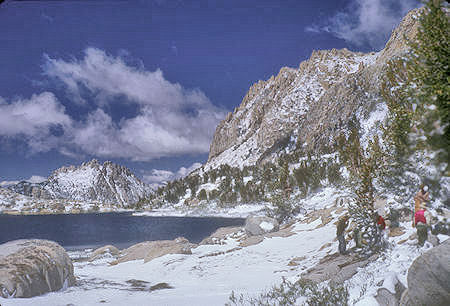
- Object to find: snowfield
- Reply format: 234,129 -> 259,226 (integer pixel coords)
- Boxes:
1,188 -> 447,306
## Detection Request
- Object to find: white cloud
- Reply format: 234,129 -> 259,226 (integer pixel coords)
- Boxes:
27,175 -> 47,184
142,162 -> 202,187
175,162 -> 202,178
43,47 -> 226,160
143,169 -> 175,185
306,0 -> 421,50
0,175 -> 47,187
0,92 -> 72,152
0,180 -> 19,187
0,48 -> 225,161
304,25 -> 321,34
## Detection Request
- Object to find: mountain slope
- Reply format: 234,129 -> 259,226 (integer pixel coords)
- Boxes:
206,9 -> 420,170
9,160 -> 151,207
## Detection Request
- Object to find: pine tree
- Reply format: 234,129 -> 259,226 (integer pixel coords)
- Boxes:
379,0 -> 449,200
198,189 -> 207,201
407,0 -> 449,160
383,0 -> 449,169
278,161 -> 289,190
341,129 -> 384,255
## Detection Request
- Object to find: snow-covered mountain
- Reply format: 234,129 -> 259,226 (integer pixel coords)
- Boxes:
8,159 -> 151,208
206,9 -> 419,170
146,9 -> 435,210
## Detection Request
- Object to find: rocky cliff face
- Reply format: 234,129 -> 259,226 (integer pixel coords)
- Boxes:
206,9 -> 420,169
9,160 -> 151,206
8,181 -> 48,199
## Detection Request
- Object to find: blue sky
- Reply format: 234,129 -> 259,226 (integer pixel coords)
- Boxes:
0,0 -> 420,185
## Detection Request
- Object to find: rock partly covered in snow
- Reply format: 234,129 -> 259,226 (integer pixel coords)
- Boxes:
0,239 -> 75,298
7,181 -> 50,199
401,239 -> 450,306
89,245 -> 120,262
375,273 -> 406,306
200,226 -> 243,245
112,237 -> 196,264
10,159 -> 151,207
301,252 -> 378,285
245,216 -> 279,236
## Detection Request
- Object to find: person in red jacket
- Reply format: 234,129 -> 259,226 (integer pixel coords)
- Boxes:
374,212 -> 386,247
415,204 -> 431,246
376,214 -> 386,230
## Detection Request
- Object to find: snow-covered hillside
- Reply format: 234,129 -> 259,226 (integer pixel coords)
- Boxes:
0,186 -> 129,214
43,159 -> 151,206
2,160 -> 151,213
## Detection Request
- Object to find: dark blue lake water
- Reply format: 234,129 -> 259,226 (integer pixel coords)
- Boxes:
0,213 -> 244,250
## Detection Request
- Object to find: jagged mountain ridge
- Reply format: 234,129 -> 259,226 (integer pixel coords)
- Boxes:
9,160 -> 151,206
206,9 -> 420,170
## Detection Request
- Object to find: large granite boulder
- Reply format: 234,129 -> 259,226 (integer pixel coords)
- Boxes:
245,216 -> 279,236
112,237 -> 196,264
401,239 -> 450,305
0,239 -> 75,298
375,273 -> 406,306
200,226 -> 243,245
302,252 -> 377,284
88,245 -> 120,262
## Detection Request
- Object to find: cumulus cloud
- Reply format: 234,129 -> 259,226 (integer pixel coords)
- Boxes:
306,0 -> 421,50
42,47 -> 225,160
0,48 -> 225,161
27,175 -> 47,184
143,169 -> 175,185
0,175 -> 47,187
0,92 -> 72,152
0,180 -> 19,187
143,162 -> 202,187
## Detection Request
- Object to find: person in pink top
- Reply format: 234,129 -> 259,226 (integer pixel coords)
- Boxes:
414,203 -> 432,246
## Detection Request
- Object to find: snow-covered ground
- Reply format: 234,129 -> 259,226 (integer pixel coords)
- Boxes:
0,188 -> 448,306
133,202 -> 269,218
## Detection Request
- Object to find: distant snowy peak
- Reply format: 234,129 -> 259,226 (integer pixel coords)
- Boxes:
206,8 -> 420,170
8,160 -> 151,206
43,159 -> 151,206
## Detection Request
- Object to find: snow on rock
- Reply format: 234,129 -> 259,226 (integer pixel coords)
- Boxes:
245,216 -> 279,236
43,159 -> 151,206
3,160 -> 152,213
259,221 -> 275,232
206,9 -> 420,171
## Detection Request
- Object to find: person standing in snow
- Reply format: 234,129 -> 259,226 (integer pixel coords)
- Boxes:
336,215 -> 349,254
376,213 -> 386,231
413,184 -> 429,227
415,203 -> 432,246
374,212 -> 388,248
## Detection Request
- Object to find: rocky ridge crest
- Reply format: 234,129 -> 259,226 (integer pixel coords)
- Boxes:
9,159 -> 150,207
206,9 -> 420,169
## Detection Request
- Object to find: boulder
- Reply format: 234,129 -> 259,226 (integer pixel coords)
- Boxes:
303,253 -> 377,284
200,226 -> 243,245
245,216 -> 279,236
89,245 -> 120,262
403,239 -> 450,305
0,239 -> 75,298
113,237 -> 196,264
376,288 -> 398,306
375,273 -> 406,306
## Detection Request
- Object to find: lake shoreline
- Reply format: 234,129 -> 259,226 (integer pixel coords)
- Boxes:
0,213 -> 246,250
0,202 -> 268,218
